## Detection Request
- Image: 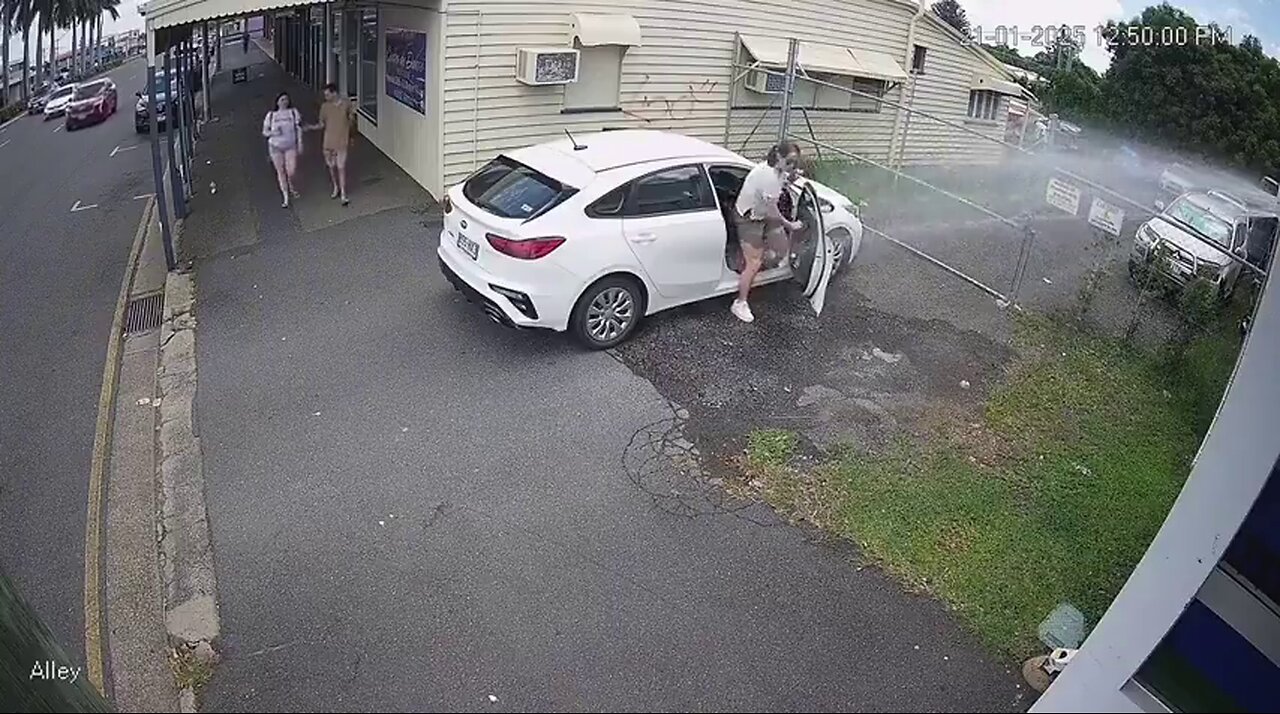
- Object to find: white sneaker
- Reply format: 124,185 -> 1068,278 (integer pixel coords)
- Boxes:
730,299 -> 754,323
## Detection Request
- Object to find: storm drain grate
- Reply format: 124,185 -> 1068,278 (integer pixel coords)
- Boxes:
124,292 -> 165,334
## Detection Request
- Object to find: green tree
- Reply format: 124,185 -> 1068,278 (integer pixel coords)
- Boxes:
1096,3 -> 1280,176
931,0 -> 970,37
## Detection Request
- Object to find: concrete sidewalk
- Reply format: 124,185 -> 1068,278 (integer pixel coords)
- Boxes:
184,53 -> 1027,712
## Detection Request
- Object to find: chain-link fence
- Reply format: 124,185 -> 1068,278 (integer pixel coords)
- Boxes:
729,38 -> 1273,351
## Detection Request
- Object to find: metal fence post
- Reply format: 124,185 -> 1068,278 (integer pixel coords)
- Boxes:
164,47 -> 187,219
176,38 -> 193,188
324,2 -> 333,84
201,22 -> 211,122
722,33 -> 740,148
147,24 -> 176,270
777,37 -> 799,143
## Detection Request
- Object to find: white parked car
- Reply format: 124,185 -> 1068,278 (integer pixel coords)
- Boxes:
43,84 -> 77,120
437,130 -> 863,349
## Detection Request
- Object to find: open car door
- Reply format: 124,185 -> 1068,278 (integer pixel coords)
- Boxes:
789,182 -> 835,315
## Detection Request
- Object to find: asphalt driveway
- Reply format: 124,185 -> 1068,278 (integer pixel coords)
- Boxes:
189,54 -> 1025,712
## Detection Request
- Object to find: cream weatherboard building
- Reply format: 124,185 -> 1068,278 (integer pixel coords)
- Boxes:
141,0 -> 1027,199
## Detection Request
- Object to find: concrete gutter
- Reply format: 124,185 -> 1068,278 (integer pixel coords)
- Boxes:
157,268 -> 221,712
85,199 -> 154,695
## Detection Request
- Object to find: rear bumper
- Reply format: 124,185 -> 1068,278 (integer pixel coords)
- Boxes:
439,256 -> 519,328
436,230 -> 575,331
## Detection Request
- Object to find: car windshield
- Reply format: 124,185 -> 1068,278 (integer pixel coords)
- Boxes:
1164,198 -> 1233,246
462,156 -> 576,220
50,85 -> 74,99
73,83 -> 104,100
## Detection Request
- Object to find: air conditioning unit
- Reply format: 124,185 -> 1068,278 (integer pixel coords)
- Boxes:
745,68 -> 787,94
516,47 -> 580,86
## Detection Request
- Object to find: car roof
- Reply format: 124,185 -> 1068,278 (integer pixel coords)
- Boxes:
1178,191 -> 1279,221
506,130 -> 744,184
1180,192 -> 1247,220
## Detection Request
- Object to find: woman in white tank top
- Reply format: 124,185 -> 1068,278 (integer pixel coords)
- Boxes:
262,91 -> 304,208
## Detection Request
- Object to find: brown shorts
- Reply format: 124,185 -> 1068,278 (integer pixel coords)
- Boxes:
733,213 -> 787,254
323,146 -> 348,168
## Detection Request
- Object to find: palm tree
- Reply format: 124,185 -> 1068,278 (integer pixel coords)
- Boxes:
91,0 -> 116,76
21,0 -> 31,99
3,1 -> 11,106
49,0 -> 73,81
32,0 -> 42,88
1,0 -> 33,99
65,0 -> 88,78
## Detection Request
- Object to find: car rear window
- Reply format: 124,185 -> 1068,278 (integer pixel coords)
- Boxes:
463,156 -> 576,220
73,82 -> 105,100
51,85 -> 74,99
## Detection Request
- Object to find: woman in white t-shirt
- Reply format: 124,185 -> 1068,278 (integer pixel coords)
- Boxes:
262,91 -> 304,208
730,141 -> 804,323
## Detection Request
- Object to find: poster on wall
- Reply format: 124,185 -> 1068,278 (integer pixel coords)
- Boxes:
385,27 -> 427,115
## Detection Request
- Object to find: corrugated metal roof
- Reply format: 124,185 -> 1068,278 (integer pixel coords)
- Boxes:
140,0 -> 320,30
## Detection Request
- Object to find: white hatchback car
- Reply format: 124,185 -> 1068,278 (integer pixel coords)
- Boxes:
438,130 -> 863,349
43,84 -> 77,120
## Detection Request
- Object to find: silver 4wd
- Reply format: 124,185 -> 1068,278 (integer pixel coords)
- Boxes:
1129,189 -> 1278,300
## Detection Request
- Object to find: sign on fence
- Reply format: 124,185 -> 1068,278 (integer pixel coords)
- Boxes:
231,67 -> 247,84
1045,177 -> 1082,216
1087,197 -> 1126,237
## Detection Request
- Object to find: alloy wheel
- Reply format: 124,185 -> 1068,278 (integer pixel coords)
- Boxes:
585,287 -> 635,344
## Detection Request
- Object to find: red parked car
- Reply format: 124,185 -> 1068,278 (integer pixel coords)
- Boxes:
65,78 -> 118,130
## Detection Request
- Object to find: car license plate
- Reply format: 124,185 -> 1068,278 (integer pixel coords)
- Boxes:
457,233 -> 479,260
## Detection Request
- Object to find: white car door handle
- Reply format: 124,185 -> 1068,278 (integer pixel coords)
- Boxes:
629,233 -> 658,245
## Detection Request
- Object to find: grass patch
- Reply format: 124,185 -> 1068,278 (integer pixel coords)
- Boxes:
746,429 -> 797,467
747,314 -> 1241,658
169,643 -> 217,694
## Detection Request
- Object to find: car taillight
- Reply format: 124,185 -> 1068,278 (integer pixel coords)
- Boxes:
485,234 -> 565,260
441,194 -> 452,214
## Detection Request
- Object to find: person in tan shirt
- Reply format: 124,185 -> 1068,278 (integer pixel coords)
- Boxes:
307,83 -> 355,205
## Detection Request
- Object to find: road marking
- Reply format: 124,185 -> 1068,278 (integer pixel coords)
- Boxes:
71,200 -> 100,212
129,73 -> 137,81
133,193 -> 155,200
85,197 -> 155,694
0,139 -> 10,149
110,144 -> 139,157
0,114 -> 20,132
53,124 -> 63,133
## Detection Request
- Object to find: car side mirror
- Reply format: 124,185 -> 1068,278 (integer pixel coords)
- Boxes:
1153,200 -> 1165,212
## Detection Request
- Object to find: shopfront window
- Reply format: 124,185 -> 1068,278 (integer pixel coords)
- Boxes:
359,8 -> 378,121
344,11 -> 358,99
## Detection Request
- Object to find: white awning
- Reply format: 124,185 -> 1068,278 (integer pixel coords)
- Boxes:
849,49 -> 909,83
971,74 -> 1025,96
141,0 -> 319,30
572,13 -> 642,47
739,34 -> 907,83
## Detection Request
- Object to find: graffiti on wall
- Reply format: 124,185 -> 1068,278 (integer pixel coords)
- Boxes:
629,75 -> 720,123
